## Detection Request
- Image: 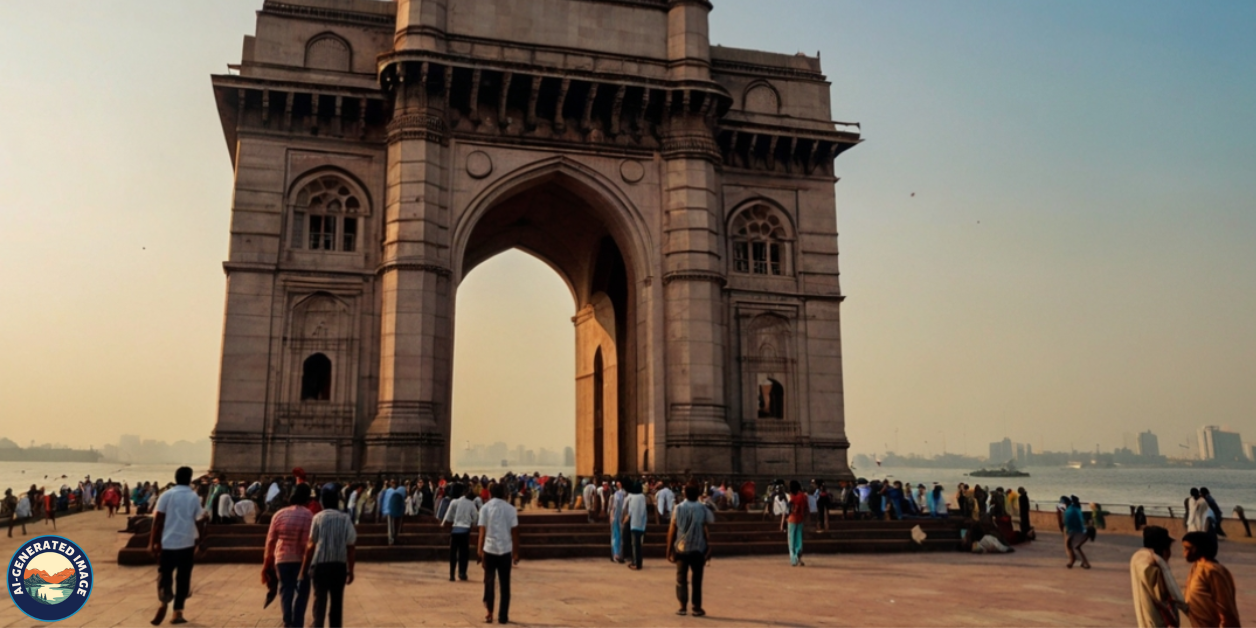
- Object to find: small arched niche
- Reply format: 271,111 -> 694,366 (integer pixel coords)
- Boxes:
743,82 -> 781,115
305,33 -> 351,72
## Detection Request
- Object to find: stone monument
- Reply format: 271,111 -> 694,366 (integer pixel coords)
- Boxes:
209,0 -> 861,479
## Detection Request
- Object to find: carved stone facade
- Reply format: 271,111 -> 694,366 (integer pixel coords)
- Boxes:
209,0 -> 860,479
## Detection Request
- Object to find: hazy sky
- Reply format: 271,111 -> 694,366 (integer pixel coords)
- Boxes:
1,1 -> 1253,459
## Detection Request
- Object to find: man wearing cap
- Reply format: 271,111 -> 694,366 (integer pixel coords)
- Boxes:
1130,526 -> 1188,628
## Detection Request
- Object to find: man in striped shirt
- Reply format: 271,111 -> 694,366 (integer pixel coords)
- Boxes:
300,487 -> 356,628
264,483 -> 314,628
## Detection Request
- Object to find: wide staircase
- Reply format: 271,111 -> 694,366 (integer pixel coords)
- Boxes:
117,510 -> 961,566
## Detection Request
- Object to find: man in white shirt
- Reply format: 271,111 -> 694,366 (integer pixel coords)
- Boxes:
655,483 -> 675,525
217,487 -> 235,524
477,482 -> 520,625
149,466 -> 208,626
442,484 -> 480,581
582,479 -> 598,523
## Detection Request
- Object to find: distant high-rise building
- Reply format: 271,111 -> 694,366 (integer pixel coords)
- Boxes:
1198,426 -> 1245,463
1137,430 -> 1160,458
988,437 -> 1013,464
563,447 -> 575,467
1015,443 -> 1026,466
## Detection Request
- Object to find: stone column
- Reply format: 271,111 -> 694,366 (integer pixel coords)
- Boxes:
662,0 -> 732,474
393,0 -> 448,52
362,62 -> 452,473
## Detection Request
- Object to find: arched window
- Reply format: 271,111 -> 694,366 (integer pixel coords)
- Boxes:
290,175 -> 363,252
301,353 -> 332,401
758,377 -> 784,418
730,204 -> 792,276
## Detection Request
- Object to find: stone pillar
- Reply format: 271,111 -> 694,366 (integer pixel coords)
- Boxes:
363,66 -> 451,473
667,0 -> 713,82
661,0 -> 731,474
393,0 -> 448,52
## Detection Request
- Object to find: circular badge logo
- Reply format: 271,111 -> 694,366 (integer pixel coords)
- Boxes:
7,535 -> 92,622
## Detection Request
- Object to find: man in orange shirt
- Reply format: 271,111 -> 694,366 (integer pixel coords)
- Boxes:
1182,531 -> 1242,628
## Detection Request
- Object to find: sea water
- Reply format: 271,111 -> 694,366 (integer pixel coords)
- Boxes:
0,461 -> 204,496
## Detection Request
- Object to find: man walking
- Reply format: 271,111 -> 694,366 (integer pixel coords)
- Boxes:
478,482 -> 520,625
784,480 -> 809,566
149,466 -> 208,626
667,483 -> 713,617
264,483 -> 314,628
300,488 -> 356,628
442,484 -> 478,582
1130,526 -> 1187,628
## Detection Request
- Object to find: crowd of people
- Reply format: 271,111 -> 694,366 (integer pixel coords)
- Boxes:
0,476 -> 176,537
5,469 -> 1248,627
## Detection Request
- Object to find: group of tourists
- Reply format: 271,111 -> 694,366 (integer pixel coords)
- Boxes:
1,476 -> 167,536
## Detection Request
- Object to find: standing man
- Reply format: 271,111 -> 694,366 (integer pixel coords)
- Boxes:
1018,488 -> 1032,538
149,466 -> 208,626
264,483 -> 314,628
1233,506 -> 1251,538
442,484 -> 479,582
1130,526 -> 1187,628
300,488 -> 356,628
784,480 -> 809,567
623,482 -> 648,570
582,479 -> 599,523
6,488 -> 32,538
667,483 -> 713,617
386,481 -> 406,546
655,481 -> 675,525
1182,531 -> 1241,628
609,480 -> 626,563
477,482 -> 520,625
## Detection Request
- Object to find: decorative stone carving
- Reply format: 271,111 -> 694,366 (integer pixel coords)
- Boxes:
619,159 -> 645,184
466,151 -> 493,179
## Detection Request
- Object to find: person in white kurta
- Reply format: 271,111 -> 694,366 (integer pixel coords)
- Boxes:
1130,526 -> 1188,628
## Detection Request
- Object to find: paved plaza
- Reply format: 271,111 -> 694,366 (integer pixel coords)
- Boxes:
3,512 -> 1254,627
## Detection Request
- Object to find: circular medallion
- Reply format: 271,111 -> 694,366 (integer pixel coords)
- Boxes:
619,159 -> 645,184
466,151 -> 493,179
7,535 -> 93,622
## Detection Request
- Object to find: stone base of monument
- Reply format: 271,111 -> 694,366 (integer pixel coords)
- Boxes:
117,511 -> 962,565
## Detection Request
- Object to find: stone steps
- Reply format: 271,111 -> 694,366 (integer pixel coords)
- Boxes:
118,512 -> 962,565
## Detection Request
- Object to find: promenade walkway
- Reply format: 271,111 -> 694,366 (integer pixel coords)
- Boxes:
3,511 -> 1253,627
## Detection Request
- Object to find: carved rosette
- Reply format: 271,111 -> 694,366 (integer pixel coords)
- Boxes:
386,112 -> 448,145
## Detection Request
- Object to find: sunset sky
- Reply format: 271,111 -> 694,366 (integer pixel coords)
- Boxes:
1,1 -> 1253,459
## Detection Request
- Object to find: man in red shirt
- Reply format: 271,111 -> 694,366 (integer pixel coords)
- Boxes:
264,484 -> 314,628
785,480 -> 810,566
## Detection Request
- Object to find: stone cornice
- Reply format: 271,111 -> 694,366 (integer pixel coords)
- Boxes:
663,270 -> 727,286
376,260 -> 453,278
711,59 -> 827,83
261,1 -> 394,28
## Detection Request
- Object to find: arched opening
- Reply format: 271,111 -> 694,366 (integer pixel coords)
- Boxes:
454,169 -> 641,477
450,251 -> 574,474
301,353 -> 332,401
758,377 -> 784,419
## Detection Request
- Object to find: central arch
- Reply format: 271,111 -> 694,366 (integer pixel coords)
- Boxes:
452,160 -> 650,477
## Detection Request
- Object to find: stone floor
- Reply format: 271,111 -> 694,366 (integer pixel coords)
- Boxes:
3,511 -> 1254,627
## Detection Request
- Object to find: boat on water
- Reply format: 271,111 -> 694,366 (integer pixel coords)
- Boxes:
968,462 -> 1030,478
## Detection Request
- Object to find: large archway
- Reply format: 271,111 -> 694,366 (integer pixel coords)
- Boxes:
455,171 -> 640,477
